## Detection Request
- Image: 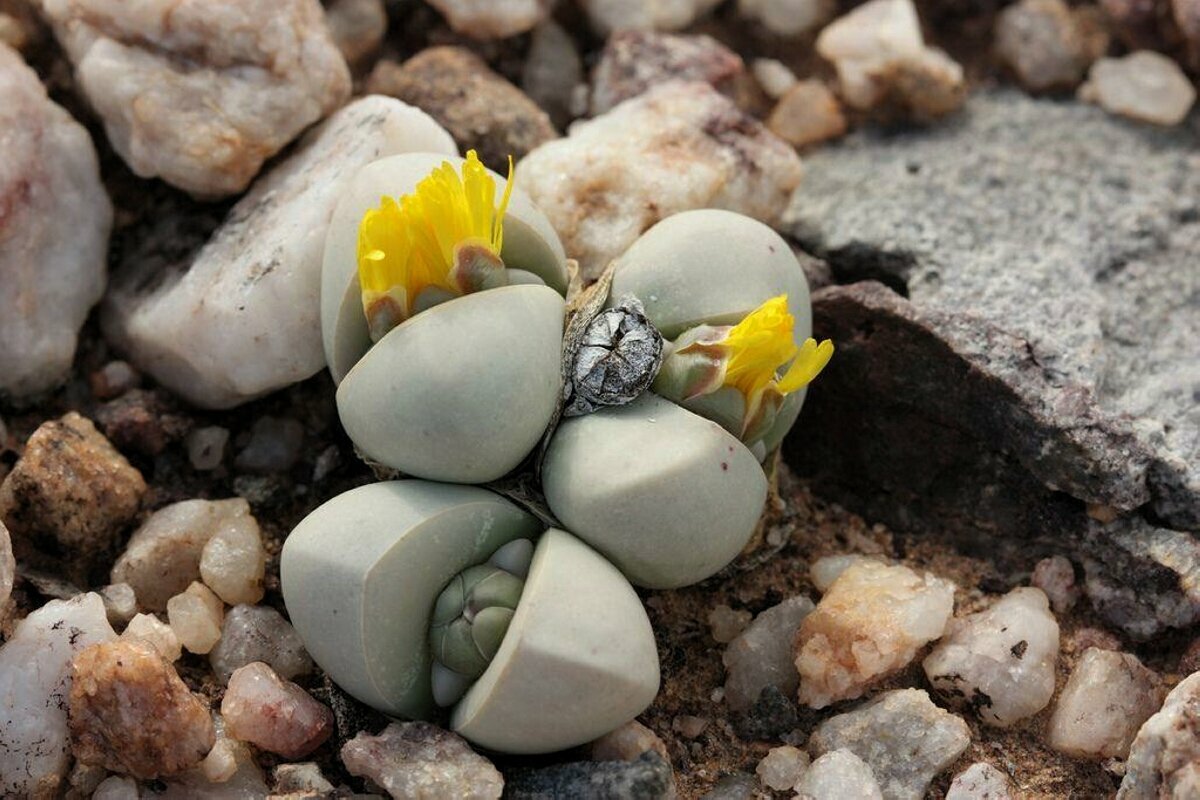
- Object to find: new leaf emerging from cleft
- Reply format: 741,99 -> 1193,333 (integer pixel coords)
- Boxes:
356,149 -> 515,341
653,295 -> 834,446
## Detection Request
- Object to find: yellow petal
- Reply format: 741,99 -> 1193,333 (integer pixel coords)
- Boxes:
776,338 -> 835,393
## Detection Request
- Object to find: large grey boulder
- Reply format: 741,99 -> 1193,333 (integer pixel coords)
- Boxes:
784,91 -> 1199,637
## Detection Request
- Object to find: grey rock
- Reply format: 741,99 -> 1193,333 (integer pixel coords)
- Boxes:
505,751 -> 674,800
723,595 -> 815,712
341,721 -> 503,800
732,685 -> 803,741
699,773 -> 757,799
808,689 -> 970,800
946,762 -> 1014,799
235,417 -> 304,474
521,20 -> 584,129
590,30 -> 744,115
1119,670 -> 1200,799
1083,516 -> 1200,639
784,92 -> 1200,620
209,604 -> 313,684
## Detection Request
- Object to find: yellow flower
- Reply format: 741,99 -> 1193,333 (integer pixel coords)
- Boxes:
667,294 -> 834,440
357,150 -> 515,340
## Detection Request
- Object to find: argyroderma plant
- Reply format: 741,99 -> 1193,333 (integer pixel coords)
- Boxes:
283,148 -> 832,754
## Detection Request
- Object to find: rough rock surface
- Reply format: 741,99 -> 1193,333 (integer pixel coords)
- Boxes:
590,719 -> 671,763
946,762 -> 1015,799
590,30 -> 744,115
0,594 -> 116,797
121,612 -> 182,661
795,749 -> 883,799
1082,516 -> 1200,640
923,587 -> 1060,727
0,413 -> 145,572
815,0 -> 965,118
102,96 -> 456,409
159,716 -> 270,798
579,0 -> 723,35
1047,647 -> 1164,759
1120,670 -> 1200,799
756,745 -> 809,791
709,604 -> 753,643
69,640 -> 215,779
167,582 -> 225,655
723,595 -> 814,711
39,0 -> 350,197
505,751 -> 674,799
1031,555 -> 1080,614
521,20 -> 584,129
1082,51 -> 1197,126
210,604 -> 313,684
341,722 -> 504,799
808,689 -> 971,800
517,81 -> 802,278
325,0 -> 386,66
426,0 -> 550,39
111,498 -> 257,610
0,44 -> 111,400
795,561 -> 954,708
0,520 -> 12,608
198,508 -> 266,606
221,662 -> 333,759
785,91 -> 1200,602
995,0 -> 1098,91
366,47 -> 556,171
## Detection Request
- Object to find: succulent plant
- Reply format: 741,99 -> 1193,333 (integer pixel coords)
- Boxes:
321,151 -> 570,483
540,209 -> 832,588
280,480 -> 660,754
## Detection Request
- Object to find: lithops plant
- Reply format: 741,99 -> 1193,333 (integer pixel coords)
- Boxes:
542,209 -> 833,589
322,150 -> 570,483
280,480 -> 660,754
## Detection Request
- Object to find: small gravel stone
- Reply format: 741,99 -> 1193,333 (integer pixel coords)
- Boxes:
700,773 -> 757,799
222,662 -> 333,759
199,510 -> 266,606
69,757 -> 109,796
0,412 -> 145,573
39,0 -> 350,197
92,775 -> 140,800
325,0 -> 386,66
97,583 -> 136,628
159,715 -> 270,798
795,749 -> 883,800
808,689 -> 971,800
521,19 -> 584,128
68,640 -> 215,779
167,582 -> 225,655
274,761 -> 336,794
579,0 -> 722,35
1047,647 -> 1164,759
724,595 -> 815,711
0,44 -> 111,399
673,715 -> 709,738
89,360 -> 141,400
1031,555 -> 1080,614
95,388 -> 192,457
366,47 -> 556,172
1068,626 -> 1123,654
995,0 -> 1096,92
1080,51 -> 1197,126
517,80 -> 802,279
210,604 -> 313,684
923,587 -> 1060,727
1119,670 -> 1200,799
590,30 -> 744,115
740,0 -> 832,37
0,593 -> 116,797
767,79 -> 847,149
796,561 -> 955,708
121,612 -> 182,662
946,762 -> 1014,799
590,719 -> 671,763
188,426 -> 230,471
732,684 -> 801,741
234,416 -> 304,474
426,0 -> 551,38
112,498 -> 257,611
809,554 -> 880,593
0,519 -> 11,609
752,58 -> 798,99
816,0 -> 965,118
506,750 -> 672,800
708,604 -> 753,643
342,721 -> 504,800
756,744 -> 810,791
